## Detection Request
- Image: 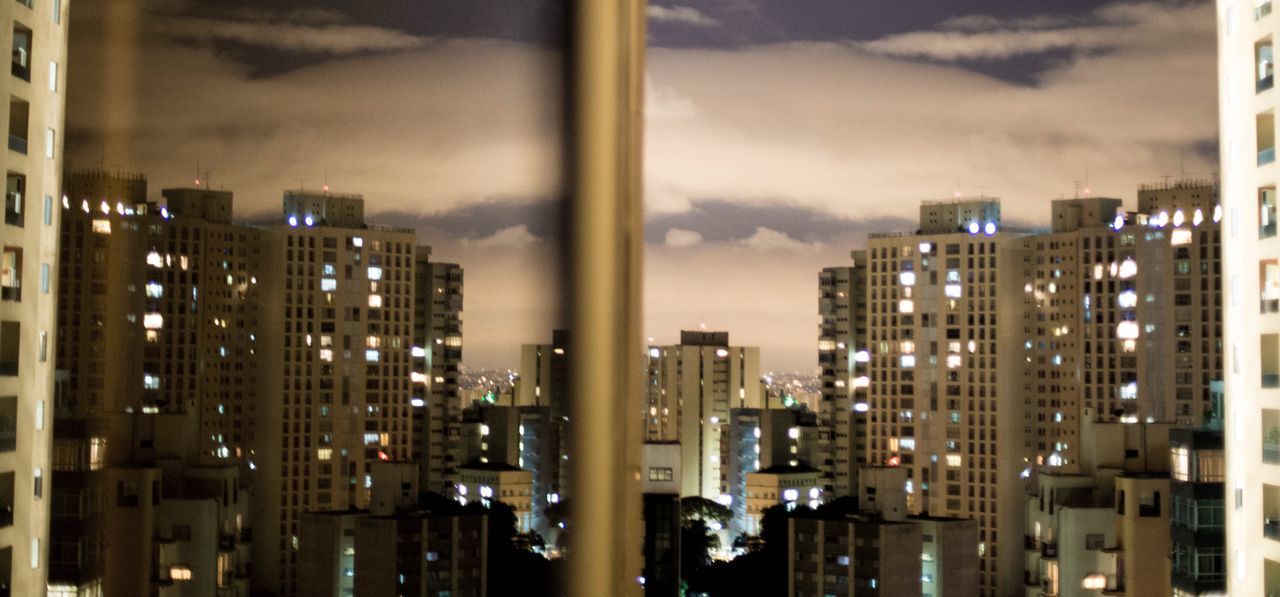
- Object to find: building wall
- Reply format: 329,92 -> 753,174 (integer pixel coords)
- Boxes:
1113,475 -> 1172,596
817,258 -> 869,498
296,512 -> 356,597
1217,2 -> 1277,592
864,201 -> 1028,595
516,331 -> 569,500
648,332 -> 761,500
250,196 -> 418,595
413,253 -> 462,494
0,0 -> 66,587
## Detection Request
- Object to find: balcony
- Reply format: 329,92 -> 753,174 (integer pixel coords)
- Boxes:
1263,74 -> 1276,94
9,24 -> 28,82
1266,519 -> 1280,541
0,246 -> 17,302
0,321 -> 17,376
1041,542 -> 1058,559
1263,147 -> 1277,166
1264,334 -> 1280,388
1025,534 -> 1038,550
1261,1 -> 1275,20
1267,443 -> 1280,465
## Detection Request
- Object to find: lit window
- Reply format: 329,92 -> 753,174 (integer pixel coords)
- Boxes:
169,565 -> 193,581
145,282 -> 163,298
1081,573 -> 1106,590
944,284 -> 962,298
320,278 -> 337,292
319,349 -> 333,362
946,454 -> 962,467
91,219 -> 111,234
143,374 -> 160,390
317,448 -> 332,461
143,313 -> 164,329
898,299 -> 914,313
365,350 -> 379,362
368,294 -> 383,308
368,266 -> 383,280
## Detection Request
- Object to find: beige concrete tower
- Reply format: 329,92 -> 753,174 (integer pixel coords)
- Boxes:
411,249 -> 463,494
647,331 -> 761,500
1218,0 -> 1280,592
250,191 -> 418,595
0,0 -> 65,592
817,254 -> 869,497
1020,186 -> 1222,471
864,198 -> 1028,596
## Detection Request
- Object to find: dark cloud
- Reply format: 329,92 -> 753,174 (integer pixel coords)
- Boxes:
374,200 -> 564,241
646,200 -> 912,244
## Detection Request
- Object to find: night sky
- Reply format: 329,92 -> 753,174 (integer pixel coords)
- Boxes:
65,0 -> 1218,371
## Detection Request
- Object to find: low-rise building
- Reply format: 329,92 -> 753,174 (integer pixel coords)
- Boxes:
455,462 -> 533,532
1023,411 -> 1174,597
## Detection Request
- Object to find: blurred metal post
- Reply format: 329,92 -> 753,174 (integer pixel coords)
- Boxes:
568,0 -> 646,595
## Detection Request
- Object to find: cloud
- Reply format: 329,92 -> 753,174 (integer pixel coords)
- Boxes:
468,225 -> 543,249
648,5 -> 720,27
664,228 -> 704,247
66,0 -> 1217,372
159,16 -> 426,55
740,227 -> 814,251
861,2 -> 1198,62
644,1 -> 1216,228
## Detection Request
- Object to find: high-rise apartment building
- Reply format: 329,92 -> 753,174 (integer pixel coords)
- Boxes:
863,199 -> 1028,595
1020,185 -> 1222,471
1216,3 -> 1275,590
646,331 -> 761,500
412,250 -> 463,494
516,330 -> 570,502
251,191 -> 418,595
0,0 -> 65,592
51,172 -> 255,596
817,257 -> 869,498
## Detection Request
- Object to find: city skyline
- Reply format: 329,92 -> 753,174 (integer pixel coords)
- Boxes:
63,0 -> 1219,372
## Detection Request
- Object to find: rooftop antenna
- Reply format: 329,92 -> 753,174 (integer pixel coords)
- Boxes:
1180,148 -> 1187,182
194,159 -> 201,187
1083,169 -> 1090,196
1073,179 -> 1082,199
954,175 -> 961,199
323,168 -> 330,194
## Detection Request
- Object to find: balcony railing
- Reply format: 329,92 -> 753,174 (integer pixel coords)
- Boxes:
1265,373 -> 1280,388
1260,1 -> 1274,20
1041,542 -> 1057,559
1266,443 -> 1280,464
0,286 -> 16,302
1265,518 -> 1280,541
1262,147 -> 1277,166
6,135 -> 24,155
1262,74 -> 1276,93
